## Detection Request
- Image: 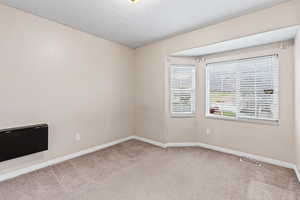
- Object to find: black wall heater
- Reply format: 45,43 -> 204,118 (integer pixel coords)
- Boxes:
0,124 -> 48,162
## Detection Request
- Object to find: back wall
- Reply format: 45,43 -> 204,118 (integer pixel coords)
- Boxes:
135,0 -> 300,163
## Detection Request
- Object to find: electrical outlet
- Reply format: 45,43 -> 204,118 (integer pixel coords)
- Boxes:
75,133 -> 81,141
206,128 -> 211,135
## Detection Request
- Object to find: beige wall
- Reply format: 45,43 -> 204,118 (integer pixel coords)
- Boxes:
0,4 -> 135,174
135,0 -> 300,162
167,42 -> 295,163
295,31 -> 300,169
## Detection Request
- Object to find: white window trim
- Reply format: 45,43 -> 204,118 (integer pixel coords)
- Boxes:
169,64 -> 197,118
205,54 -> 280,125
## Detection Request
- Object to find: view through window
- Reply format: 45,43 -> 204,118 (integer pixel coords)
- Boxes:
206,55 -> 279,123
170,65 -> 196,116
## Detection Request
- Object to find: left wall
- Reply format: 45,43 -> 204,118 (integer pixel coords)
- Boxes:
0,4 -> 135,175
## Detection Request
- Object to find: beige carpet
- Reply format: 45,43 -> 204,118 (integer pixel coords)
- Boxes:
0,140 -> 299,200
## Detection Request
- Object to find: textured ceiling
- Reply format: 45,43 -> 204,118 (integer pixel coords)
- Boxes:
0,0 -> 290,48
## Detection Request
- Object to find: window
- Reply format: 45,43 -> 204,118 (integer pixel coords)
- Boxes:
206,55 -> 279,123
170,65 -> 196,117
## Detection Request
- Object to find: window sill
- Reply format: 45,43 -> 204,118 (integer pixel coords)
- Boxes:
170,114 -> 196,118
205,115 -> 279,126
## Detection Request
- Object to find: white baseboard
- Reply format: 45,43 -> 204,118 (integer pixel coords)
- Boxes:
165,143 -> 199,147
130,136 -> 166,148
136,136 -> 297,171
294,166 -> 300,183
1,135 -> 299,183
197,142 -> 295,169
0,136 -> 132,182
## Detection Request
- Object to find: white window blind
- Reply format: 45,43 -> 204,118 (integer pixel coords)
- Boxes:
170,65 -> 196,116
206,55 -> 279,123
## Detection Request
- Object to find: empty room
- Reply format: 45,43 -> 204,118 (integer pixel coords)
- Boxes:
0,0 -> 300,199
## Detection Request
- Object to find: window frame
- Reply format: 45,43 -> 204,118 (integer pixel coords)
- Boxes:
205,54 -> 280,125
169,64 -> 197,118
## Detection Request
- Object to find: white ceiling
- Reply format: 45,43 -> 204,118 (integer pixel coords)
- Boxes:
0,0 -> 290,48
